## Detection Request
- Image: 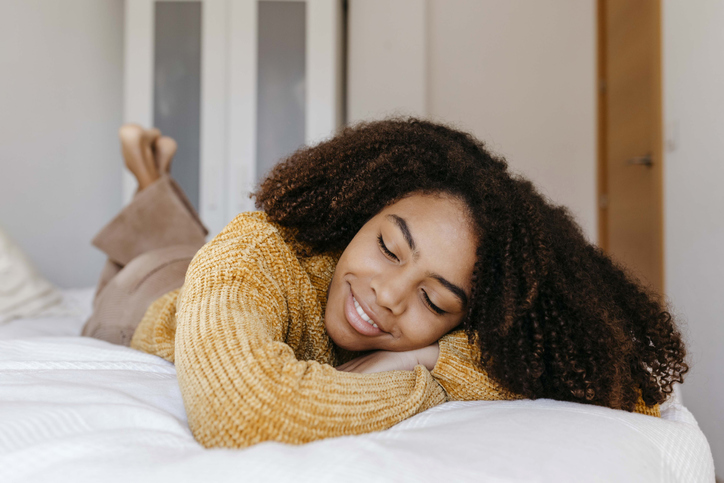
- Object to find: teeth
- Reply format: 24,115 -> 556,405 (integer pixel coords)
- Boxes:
353,296 -> 378,328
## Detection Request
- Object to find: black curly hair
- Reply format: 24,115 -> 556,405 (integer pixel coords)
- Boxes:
254,117 -> 687,411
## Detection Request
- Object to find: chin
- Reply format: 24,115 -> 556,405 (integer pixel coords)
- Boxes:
324,318 -> 361,352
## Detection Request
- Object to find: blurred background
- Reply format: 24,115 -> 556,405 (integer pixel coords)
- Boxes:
0,0 -> 721,476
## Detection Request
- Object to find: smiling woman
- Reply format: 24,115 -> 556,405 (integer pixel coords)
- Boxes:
325,193 -> 477,354
84,118 -> 687,449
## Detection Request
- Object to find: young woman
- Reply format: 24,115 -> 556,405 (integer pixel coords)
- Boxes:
83,118 -> 688,449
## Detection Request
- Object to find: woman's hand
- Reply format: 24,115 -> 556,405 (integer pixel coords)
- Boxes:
336,343 -> 440,374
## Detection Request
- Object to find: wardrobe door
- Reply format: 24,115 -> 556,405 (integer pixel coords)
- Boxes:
153,1 -> 202,211
123,0 -> 227,234
227,0 -> 344,220
256,1 -> 306,182
124,0 -> 344,237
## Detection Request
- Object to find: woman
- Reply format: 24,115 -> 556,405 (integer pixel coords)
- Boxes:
83,118 -> 688,449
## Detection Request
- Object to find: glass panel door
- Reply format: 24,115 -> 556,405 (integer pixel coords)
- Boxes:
124,0 -> 343,236
256,1 -> 306,182
153,1 -> 202,210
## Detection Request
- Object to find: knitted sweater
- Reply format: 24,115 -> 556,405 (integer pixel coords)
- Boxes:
131,212 -> 659,448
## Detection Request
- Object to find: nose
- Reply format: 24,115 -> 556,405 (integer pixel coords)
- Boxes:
370,270 -> 410,316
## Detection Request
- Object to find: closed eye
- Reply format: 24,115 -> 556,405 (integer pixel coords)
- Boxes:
422,289 -> 446,315
377,234 -> 398,261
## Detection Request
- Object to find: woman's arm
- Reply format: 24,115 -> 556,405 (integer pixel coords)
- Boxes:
430,331 -> 519,401
431,331 -> 660,416
173,215 -> 447,448
336,343 -> 440,373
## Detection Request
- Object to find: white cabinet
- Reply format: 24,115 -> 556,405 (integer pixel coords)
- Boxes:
123,0 -> 344,237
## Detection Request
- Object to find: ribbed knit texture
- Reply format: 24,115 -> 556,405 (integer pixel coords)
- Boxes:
131,212 -> 659,448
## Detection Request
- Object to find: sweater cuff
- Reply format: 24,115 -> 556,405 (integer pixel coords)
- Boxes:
430,331 -> 518,401
634,395 -> 661,417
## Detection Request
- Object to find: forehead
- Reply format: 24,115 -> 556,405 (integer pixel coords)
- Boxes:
377,193 -> 478,286
380,193 -> 473,233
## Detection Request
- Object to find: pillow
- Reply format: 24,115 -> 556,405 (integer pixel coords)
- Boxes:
0,226 -> 62,323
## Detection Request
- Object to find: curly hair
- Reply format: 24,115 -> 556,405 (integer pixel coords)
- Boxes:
254,118 -> 688,411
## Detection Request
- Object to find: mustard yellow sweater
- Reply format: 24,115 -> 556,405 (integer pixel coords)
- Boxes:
131,212 -> 659,448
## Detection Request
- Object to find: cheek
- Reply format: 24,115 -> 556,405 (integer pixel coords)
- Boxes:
406,304 -> 466,343
338,241 -> 388,285
400,309 -> 454,347
327,271 -> 347,318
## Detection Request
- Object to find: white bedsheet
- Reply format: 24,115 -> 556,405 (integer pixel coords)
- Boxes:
0,290 -> 715,483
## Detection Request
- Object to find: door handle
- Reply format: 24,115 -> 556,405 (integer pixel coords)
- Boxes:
625,154 -> 653,167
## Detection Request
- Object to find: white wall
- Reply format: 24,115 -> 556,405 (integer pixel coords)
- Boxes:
347,0 -> 427,121
663,0 -> 724,471
428,0 -> 597,240
0,0 -> 124,288
348,0 -> 597,240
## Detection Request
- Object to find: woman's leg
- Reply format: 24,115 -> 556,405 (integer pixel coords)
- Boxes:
90,173 -> 207,279
83,125 -> 207,345
83,244 -> 200,346
92,125 -> 164,298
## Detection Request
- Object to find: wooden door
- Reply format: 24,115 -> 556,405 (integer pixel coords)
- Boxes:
598,0 -> 664,293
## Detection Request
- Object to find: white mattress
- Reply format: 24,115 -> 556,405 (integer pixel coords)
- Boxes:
0,289 -> 715,483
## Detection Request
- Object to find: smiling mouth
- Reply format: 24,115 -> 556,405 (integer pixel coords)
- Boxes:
345,287 -> 384,336
353,295 -> 378,328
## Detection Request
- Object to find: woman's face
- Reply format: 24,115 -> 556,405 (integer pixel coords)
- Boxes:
325,192 -> 478,352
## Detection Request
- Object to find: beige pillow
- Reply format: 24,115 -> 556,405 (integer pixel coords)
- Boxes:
0,226 -> 62,324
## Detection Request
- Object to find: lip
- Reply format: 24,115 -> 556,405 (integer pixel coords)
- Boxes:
345,286 -> 384,336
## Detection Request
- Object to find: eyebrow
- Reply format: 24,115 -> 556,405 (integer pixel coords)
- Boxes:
387,214 -> 416,253
430,273 -> 469,308
386,214 -> 469,309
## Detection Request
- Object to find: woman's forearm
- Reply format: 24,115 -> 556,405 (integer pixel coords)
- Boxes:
336,342 -> 440,374
415,342 -> 440,371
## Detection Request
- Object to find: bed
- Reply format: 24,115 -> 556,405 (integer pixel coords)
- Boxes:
0,287 -> 714,483
0,219 -> 716,483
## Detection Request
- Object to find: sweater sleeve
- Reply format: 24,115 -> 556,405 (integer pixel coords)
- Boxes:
173,217 -> 446,448
431,330 -> 520,401
431,331 -> 661,417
